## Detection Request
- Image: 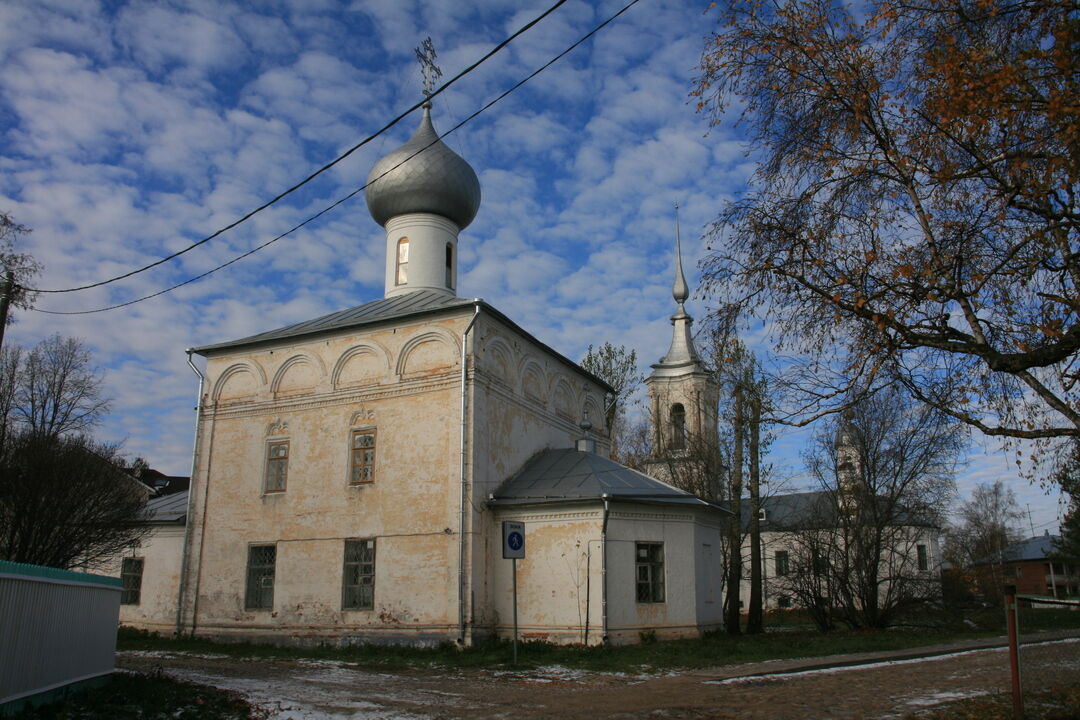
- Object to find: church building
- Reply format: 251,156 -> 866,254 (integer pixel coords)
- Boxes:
167,99 -> 727,646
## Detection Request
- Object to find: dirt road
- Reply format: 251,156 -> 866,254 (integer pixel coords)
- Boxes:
118,636 -> 1080,720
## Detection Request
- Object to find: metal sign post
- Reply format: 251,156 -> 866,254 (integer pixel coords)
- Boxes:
502,521 -> 525,664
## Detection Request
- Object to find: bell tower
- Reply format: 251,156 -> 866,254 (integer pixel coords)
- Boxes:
645,206 -> 719,459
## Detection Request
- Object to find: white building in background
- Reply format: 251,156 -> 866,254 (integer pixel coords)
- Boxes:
114,99 -> 728,646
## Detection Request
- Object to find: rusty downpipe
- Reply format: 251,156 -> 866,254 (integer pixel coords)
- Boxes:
601,493 -> 610,645
458,302 -> 481,644
176,350 -> 204,636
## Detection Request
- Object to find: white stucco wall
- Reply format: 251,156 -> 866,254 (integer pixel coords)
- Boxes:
116,524 -> 185,633
181,312 -> 470,644
604,504 -> 725,644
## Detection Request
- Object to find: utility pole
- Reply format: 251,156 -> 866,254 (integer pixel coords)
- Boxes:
0,270 -> 14,352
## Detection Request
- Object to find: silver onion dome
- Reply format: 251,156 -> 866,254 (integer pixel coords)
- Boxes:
365,104 -> 481,229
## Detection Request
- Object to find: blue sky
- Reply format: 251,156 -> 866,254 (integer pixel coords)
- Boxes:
0,0 -> 1064,534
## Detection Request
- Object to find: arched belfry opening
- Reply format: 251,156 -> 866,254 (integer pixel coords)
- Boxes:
671,403 -> 687,451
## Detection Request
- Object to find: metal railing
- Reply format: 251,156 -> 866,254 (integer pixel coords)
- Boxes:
1004,585 -> 1080,720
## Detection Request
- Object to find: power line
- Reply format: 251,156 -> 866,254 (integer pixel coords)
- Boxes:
34,0 -> 644,316
26,0 -> 569,296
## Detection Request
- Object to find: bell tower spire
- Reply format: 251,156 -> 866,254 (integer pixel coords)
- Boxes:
645,205 -> 719,463
657,204 -> 702,370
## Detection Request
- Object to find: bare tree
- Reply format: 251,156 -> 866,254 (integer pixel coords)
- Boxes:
580,342 -> 643,461
694,0 -> 1079,442
945,480 -> 1024,604
0,432 -> 151,569
0,212 -> 40,349
778,387 -> 962,629
1053,441 -> 1080,564
2,335 -> 110,440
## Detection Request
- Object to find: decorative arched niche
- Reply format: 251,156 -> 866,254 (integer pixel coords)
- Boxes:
520,360 -> 547,405
333,343 -> 390,389
396,329 -> 460,379
213,361 -> 266,405
584,394 -> 606,435
552,377 -> 576,420
271,353 -> 325,398
480,336 -> 514,386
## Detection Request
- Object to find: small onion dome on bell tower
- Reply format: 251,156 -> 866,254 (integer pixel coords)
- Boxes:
365,103 -> 481,230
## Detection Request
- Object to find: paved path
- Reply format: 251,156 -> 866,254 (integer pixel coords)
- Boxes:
117,632 -> 1080,720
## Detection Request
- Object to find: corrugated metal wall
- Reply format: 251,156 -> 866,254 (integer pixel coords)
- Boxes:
0,561 -> 121,709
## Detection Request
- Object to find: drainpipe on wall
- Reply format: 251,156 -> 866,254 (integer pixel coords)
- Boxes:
175,350 -> 204,636
601,493 -> 611,645
458,302 -> 482,644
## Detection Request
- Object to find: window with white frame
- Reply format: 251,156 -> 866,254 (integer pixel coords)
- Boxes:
350,429 -> 376,485
264,440 -> 289,492
395,237 -> 409,285
342,539 -> 376,610
245,544 -> 276,610
917,544 -> 929,572
636,542 -> 665,603
120,557 -> 143,605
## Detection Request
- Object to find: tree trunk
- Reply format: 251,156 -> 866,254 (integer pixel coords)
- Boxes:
725,383 -> 744,635
747,389 -> 764,634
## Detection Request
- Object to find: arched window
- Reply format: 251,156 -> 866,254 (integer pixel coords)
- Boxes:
445,242 -> 454,289
671,403 -> 686,451
395,237 -> 409,285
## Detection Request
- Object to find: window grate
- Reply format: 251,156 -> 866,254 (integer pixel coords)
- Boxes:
120,557 -> 143,605
343,539 -> 376,610
245,545 -> 276,610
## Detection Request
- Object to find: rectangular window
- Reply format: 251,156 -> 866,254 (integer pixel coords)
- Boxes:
264,441 -> 289,492
778,595 -> 792,609
342,539 -> 376,610
775,550 -> 789,577
917,544 -> 929,572
120,557 -> 143,605
245,544 -> 276,610
636,542 -> 665,603
350,429 -> 376,484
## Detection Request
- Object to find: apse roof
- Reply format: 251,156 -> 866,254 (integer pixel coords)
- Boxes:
491,448 -> 727,512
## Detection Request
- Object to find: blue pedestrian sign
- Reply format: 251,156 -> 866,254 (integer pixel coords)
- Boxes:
502,520 -> 525,559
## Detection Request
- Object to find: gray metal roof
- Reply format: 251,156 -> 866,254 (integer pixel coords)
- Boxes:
742,490 -> 937,531
977,534 -> 1061,565
365,104 -> 481,229
143,490 -> 188,524
491,448 -> 727,512
190,291 -> 614,394
192,290 -> 475,354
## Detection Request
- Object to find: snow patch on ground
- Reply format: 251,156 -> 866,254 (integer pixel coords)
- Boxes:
123,649 -> 231,660
706,647 -> 1003,685
160,666 -> 448,719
